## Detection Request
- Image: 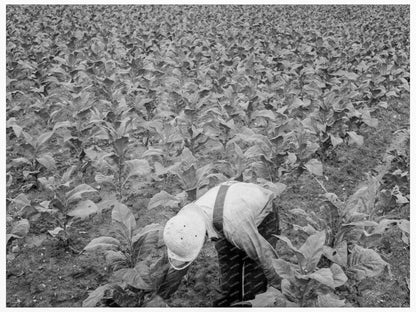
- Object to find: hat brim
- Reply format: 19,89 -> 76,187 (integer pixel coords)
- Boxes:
166,241 -> 204,270
167,249 -> 194,270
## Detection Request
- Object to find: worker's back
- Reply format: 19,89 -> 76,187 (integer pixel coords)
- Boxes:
195,182 -> 275,227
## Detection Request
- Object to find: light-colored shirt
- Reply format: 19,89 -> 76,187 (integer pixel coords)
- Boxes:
180,181 -> 281,286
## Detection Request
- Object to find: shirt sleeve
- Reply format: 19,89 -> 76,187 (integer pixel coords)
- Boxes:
224,214 -> 281,287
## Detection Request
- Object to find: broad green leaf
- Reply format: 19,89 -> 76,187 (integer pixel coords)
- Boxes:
219,119 -> 235,130
154,161 -> 169,176
22,131 -> 34,147
347,131 -> 364,146
330,134 -> 344,147
144,295 -> 168,307
272,258 -> 297,280
124,159 -> 151,181
11,157 -> 31,166
335,224 -> 367,246
344,71 -> 359,80
302,117 -> 317,133
305,141 -> 320,158
112,202 -> 136,238
330,263 -> 348,287
34,200 -> 55,213
322,241 -> 348,267
304,158 -> 323,176
251,109 -> 276,121
230,128 -> 269,147
50,198 -> 65,211
61,165 -> 77,184
244,144 -> 269,160
84,146 -> 106,162
113,136 -> 129,156
316,293 -> 346,307
281,278 -> 300,302
104,250 -> 127,267
36,131 -> 54,149
274,235 -> 305,268
344,175 -> 379,219
332,70 -> 359,80
288,208 -> 309,218
132,223 -> 162,244
361,109 -> 378,128
195,163 -> 213,183
293,224 -> 317,235
401,232 -> 409,245
151,253 -> 188,298
67,199 -> 98,219
83,284 -> 114,307
378,101 -> 388,109
95,154 -> 118,174
248,161 -> 270,179
291,97 -> 310,109
347,244 -> 389,281
143,295 -> 169,308
180,147 -> 196,168
367,219 -> 409,240
391,185 -> 409,204
84,236 -> 120,251
286,152 -> 298,165
147,190 -> 179,210
343,220 -> 378,227
36,153 -> 56,170
397,219 -> 410,234
6,234 -> 19,244
165,162 -> 182,177
11,219 -> 30,238
11,193 -> 31,209
233,142 -> 244,158
38,177 -> 57,192
53,121 -> 73,132
7,117 -> 23,137
179,164 -> 197,190
25,233 -> 47,248
48,227 -> 65,237
95,173 -> 115,186
299,231 -> 326,272
113,265 -> 152,290
132,224 -> 162,259
142,148 -> 164,158
324,192 -> 344,213
307,268 -> 335,289
245,286 -> 287,307
203,173 -> 228,187
65,184 -> 98,205
257,179 -> 286,196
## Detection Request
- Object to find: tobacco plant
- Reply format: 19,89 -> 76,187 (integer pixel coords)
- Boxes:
88,116 -> 151,200
83,202 -> 183,307
36,165 -> 100,250
9,127 -> 56,184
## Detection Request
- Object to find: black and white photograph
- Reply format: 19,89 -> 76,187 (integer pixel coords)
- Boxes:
4,1 -> 411,308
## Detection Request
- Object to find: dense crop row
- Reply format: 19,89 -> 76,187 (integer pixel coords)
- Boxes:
6,5 -> 409,307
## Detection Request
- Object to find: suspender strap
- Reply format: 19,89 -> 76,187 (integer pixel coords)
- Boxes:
213,184 -> 231,235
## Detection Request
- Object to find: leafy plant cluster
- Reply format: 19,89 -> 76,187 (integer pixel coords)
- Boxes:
242,126 -> 409,307
6,4 -> 409,307
240,166 -> 409,307
82,203 -> 175,307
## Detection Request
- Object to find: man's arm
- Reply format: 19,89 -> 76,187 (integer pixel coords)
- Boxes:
225,216 -> 282,288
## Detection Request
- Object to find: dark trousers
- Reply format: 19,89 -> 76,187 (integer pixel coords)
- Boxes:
213,203 -> 279,307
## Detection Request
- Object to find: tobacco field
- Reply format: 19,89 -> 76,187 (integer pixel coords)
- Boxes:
6,5 -> 410,307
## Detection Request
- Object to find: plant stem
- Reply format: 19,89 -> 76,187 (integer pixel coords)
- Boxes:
313,175 -> 328,193
117,153 -> 124,200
